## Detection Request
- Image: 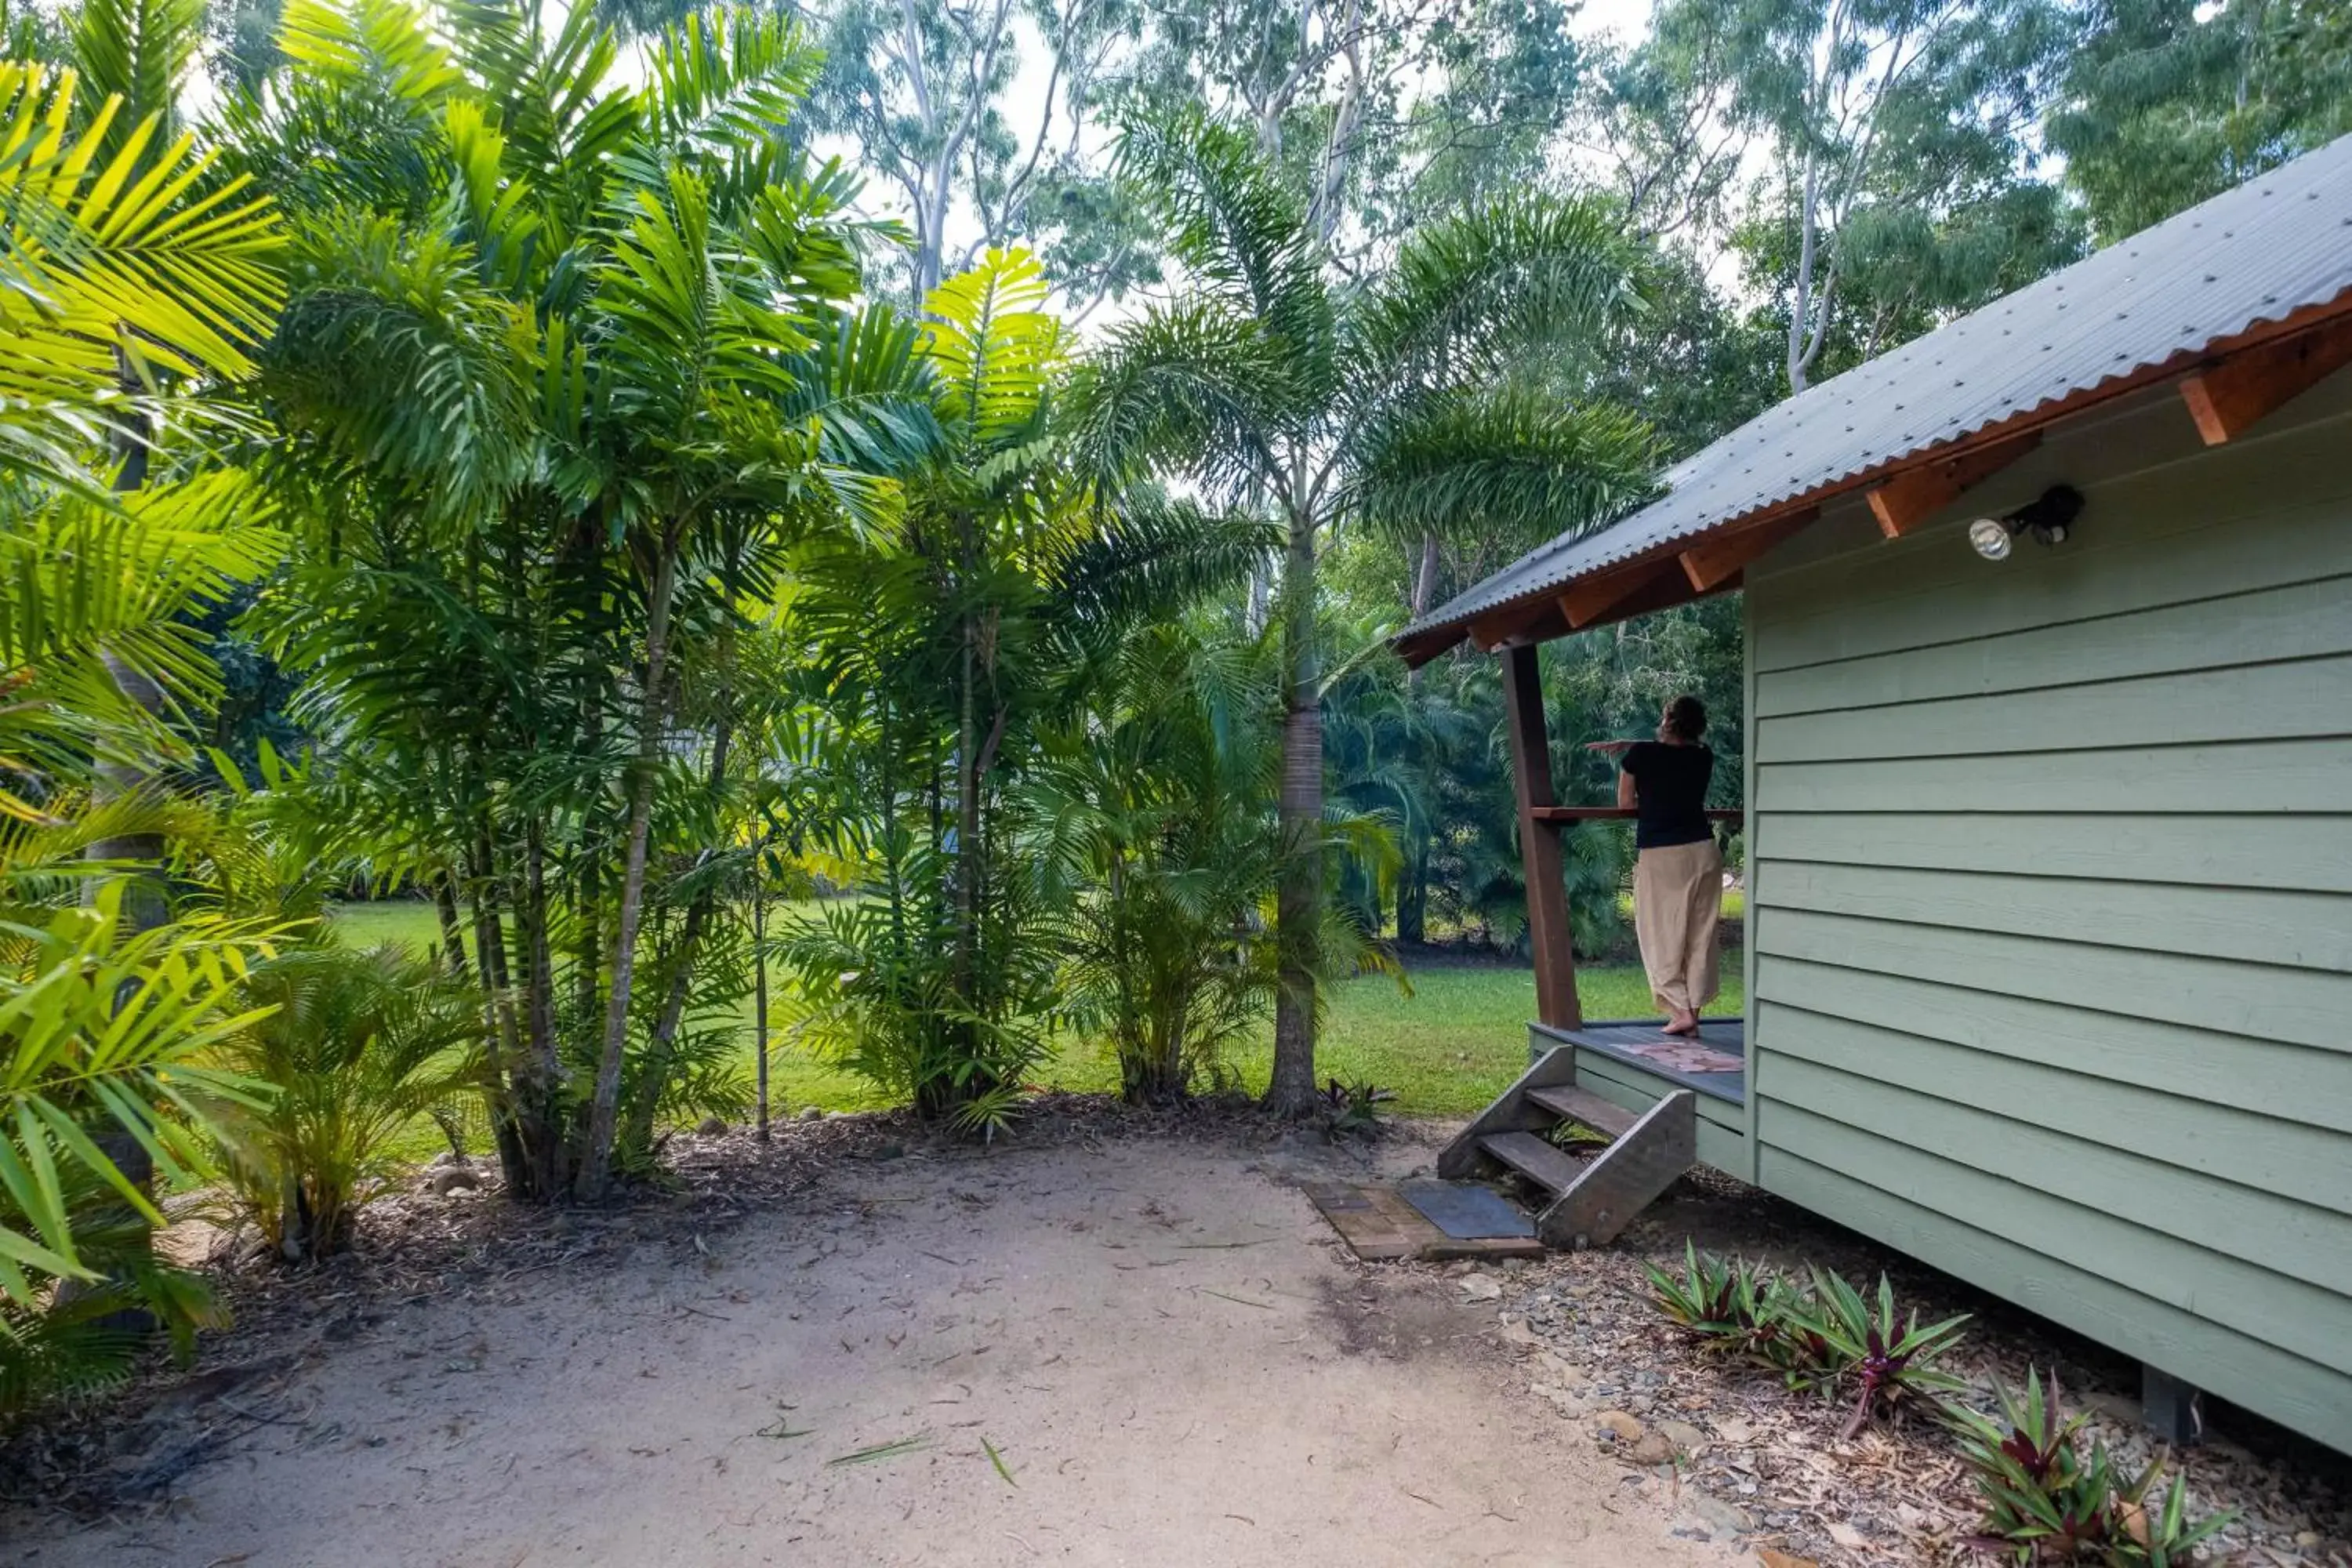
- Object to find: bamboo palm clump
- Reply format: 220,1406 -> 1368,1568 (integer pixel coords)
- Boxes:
777,249 -> 1279,1128
224,0 -> 935,1200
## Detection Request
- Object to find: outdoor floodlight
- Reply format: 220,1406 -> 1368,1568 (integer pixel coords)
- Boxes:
1967,485 -> 2083,561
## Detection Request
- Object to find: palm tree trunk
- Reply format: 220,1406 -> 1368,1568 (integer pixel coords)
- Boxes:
433,870 -> 469,977
1266,506 -> 1322,1117
625,880 -> 713,1157
1398,833 -> 1428,946
575,541 -> 679,1200
517,817 -> 564,1197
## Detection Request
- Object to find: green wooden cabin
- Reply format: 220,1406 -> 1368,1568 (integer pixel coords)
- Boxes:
1399,135 -> 2352,1455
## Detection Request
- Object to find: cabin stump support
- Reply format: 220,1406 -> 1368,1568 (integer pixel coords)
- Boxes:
2142,1364 -> 2205,1446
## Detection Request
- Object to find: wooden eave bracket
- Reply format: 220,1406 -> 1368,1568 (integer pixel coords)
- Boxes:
1864,430 -> 2042,539
1679,506 -> 1820,591
2179,315 -> 2352,445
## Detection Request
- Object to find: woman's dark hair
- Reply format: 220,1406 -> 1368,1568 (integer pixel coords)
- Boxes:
1661,695 -> 1707,743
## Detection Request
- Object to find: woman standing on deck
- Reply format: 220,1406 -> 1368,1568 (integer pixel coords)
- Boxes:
1589,695 -> 1720,1037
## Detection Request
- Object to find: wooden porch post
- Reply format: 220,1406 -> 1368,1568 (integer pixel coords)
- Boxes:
1500,644 -> 1581,1029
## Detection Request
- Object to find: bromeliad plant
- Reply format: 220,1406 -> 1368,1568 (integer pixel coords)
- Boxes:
1948,1370 -> 2235,1566
1791,1266 -> 1972,1438
1315,1078 -> 1397,1140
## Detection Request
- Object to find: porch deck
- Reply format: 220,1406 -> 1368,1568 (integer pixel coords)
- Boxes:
1531,1017 -> 1746,1105
1526,1015 -> 1747,1174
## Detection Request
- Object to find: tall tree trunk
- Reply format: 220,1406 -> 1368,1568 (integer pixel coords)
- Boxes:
1265,505 -> 1322,1117
575,541 -> 679,1201
466,834 -> 530,1191
1410,535 -> 1440,618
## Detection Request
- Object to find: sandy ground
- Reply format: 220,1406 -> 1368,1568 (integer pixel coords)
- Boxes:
9,1132 -> 1748,1568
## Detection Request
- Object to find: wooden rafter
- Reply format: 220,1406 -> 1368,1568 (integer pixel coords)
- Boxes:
2179,315 -> 2352,445
1864,430 -> 2042,539
1679,506 -> 1819,590
1558,559 -> 1676,628
1468,593 -> 1556,652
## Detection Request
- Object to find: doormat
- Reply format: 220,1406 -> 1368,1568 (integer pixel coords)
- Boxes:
1302,1181 -> 1546,1262
1397,1178 -> 1537,1240
1616,1038 -> 1744,1076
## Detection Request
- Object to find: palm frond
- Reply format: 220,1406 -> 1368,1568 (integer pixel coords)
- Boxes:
1352,190 -> 1645,387
1343,382 -> 1660,553
71,0 -> 203,158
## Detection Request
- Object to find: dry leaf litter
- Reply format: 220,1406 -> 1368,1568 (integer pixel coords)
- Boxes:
1377,1166 -> 2352,1568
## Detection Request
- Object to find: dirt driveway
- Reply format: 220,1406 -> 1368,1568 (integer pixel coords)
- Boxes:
11,1131 -> 1744,1567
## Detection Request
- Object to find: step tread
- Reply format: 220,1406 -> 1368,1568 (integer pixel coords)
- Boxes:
1478,1131 -> 1584,1196
1523,1085 -> 1640,1139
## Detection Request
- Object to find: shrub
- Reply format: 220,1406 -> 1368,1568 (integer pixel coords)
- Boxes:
1950,1370 -> 2235,1566
1646,1245 -> 1969,1435
1788,1266 -> 1971,1437
1315,1078 -> 1396,1139
212,944 -> 488,1261
1,1167 -> 227,1417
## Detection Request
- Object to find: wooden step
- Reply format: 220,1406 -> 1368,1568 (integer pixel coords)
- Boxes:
1478,1131 -> 1584,1196
1523,1085 -> 1639,1140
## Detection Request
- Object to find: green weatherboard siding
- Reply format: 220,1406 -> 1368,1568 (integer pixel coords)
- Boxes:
1739,375 -> 2352,1455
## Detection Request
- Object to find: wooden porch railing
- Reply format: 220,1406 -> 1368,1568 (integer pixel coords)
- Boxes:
1499,644 -> 1742,1033
1527,808 -> 1745,823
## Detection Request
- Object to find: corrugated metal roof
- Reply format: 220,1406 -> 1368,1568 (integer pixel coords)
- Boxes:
1403,131 -> 2352,648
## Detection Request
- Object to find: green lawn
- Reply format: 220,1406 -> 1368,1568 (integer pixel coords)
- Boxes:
327,900 -> 1744,1123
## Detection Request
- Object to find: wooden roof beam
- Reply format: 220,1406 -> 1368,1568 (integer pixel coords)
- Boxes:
1864,430 -> 2042,539
1679,506 -> 1820,591
1396,626 -> 1467,668
1467,593 -> 1560,652
1558,558 -> 1682,628
2180,314 -> 2352,445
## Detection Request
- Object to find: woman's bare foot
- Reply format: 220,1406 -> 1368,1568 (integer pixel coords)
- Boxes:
1662,1010 -> 1700,1036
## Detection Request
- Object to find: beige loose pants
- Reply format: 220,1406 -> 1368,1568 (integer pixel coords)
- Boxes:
1633,838 -> 1723,1014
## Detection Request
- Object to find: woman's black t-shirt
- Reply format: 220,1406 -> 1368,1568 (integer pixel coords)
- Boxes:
1622,742 -> 1715,850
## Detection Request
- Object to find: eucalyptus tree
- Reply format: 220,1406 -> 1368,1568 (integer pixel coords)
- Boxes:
229,0 -> 926,1199
1642,0 -> 2078,391
2049,0 -> 2352,242
1071,110 -> 1655,1113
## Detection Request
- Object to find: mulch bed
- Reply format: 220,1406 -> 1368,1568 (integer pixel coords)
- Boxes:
0,1091 -> 1278,1516
1410,1168 -> 2352,1566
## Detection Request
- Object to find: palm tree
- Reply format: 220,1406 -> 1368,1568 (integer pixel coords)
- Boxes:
1069,108 -> 1657,1112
